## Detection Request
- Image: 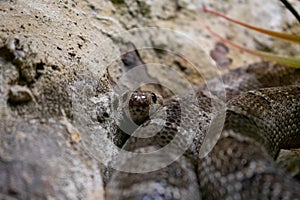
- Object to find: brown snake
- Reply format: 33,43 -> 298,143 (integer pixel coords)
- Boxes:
106,53 -> 300,199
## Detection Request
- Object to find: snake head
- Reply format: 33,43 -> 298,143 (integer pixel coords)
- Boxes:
128,90 -> 164,125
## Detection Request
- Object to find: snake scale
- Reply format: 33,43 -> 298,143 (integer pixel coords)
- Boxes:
105,46 -> 300,199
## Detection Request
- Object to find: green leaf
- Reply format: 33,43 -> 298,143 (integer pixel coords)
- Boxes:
204,25 -> 300,68
202,7 -> 300,44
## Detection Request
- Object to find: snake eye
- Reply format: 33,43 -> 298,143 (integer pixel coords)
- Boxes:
151,92 -> 157,103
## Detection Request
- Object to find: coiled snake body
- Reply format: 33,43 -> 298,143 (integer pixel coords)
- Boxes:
106,61 -> 300,199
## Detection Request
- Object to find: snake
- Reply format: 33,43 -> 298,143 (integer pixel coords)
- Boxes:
105,47 -> 300,199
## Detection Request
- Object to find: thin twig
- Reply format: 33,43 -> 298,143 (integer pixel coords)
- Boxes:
279,0 -> 300,24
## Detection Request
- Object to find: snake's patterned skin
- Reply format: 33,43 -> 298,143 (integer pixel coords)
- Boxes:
106,62 -> 300,199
